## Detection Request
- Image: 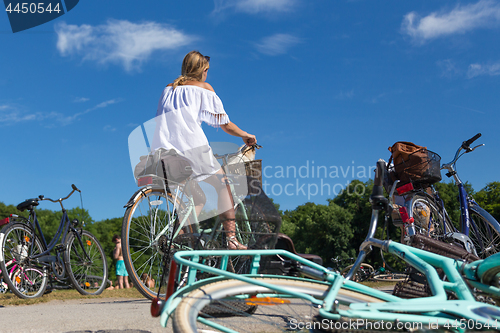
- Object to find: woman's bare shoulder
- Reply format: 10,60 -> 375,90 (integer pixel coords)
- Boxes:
184,81 -> 215,92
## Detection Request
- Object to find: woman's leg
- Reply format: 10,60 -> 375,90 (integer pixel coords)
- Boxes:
203,169 -> 246,249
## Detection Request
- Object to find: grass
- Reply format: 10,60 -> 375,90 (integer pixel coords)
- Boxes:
0,287 -> 144,307
0,279 -> 398,307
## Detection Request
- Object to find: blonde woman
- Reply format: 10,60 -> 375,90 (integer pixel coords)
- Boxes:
152,50 -> 256,250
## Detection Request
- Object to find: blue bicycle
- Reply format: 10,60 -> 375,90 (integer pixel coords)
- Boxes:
390,134 -> 500,259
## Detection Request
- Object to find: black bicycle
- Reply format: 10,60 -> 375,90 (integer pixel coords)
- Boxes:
0,185 -> 108,299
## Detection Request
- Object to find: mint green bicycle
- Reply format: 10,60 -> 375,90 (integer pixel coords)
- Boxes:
123,130 -> 280,300
155,160 -> 500,333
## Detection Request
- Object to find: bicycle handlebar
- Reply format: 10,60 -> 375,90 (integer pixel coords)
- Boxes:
442,133 -> 483,173
39,184 -> 81,204
213,144 -> 262,159
462,133 -> 481,151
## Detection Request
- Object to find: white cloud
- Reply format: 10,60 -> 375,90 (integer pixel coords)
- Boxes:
0,99 -> 120,126
402,0 -> 500,43
0,105 -> 59,124
58,99 -> 121,125
55,20 -> 196,71
255,33 -> 301,56
467,62 -> 500,78
74,97 -> 89,103
214,0 -> 297,14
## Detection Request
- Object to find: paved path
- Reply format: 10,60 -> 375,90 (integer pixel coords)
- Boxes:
0,298 -> 172,333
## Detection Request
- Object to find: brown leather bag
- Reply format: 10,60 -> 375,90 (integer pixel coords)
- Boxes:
388,141 -> 428,185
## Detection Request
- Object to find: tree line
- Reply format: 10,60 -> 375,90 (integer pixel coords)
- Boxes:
279,180 -> 500,267
0,180 -> 499,278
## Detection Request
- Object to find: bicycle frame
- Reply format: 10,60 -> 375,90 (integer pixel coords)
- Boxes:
440,134 -> 500,255
3,258 -> 43,289
8,189 -> 93,273
160,244 -> 500,330
22,209 -> 90,269
144,149 -> 257,251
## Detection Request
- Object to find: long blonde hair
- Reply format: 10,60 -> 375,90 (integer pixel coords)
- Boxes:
172,51 -> 210,89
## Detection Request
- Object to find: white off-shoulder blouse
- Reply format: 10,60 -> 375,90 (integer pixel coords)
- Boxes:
151,85 -> 230,180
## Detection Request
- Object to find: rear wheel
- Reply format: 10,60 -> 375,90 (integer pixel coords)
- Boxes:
409,194 -> 455,239
64,230 -> 108,295
122,188 -> 182,299
172,277 -> 387,333
0,223 -> 48,299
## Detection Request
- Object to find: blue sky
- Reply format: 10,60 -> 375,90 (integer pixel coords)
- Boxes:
1,0 -> 500,221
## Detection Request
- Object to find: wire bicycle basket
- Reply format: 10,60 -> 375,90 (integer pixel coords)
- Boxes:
385,148 -> 442,192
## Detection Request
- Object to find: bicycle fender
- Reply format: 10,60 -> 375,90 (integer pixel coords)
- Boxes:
124,186 -> 153,208
0,232 -> 4,261
469,202 -> 500,234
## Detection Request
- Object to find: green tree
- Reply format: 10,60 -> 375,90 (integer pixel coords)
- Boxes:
85,217 -> 124,282
282,202 -> 354,263
474,182 -> 500,222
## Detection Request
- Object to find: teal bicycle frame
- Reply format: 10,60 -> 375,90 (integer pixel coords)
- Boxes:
158,161 -> 500,332
144,147 -> 258,252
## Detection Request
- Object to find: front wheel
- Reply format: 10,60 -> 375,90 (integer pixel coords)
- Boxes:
172,277 -> 386,333
64,230 -> 108,295
0,222 -> 48,299
468,210 -> 500,259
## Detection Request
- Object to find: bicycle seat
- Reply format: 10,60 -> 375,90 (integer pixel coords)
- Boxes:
17,199 -> 39,212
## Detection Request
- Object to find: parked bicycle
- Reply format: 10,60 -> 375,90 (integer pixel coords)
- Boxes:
0,185 -> 108,299
387,134 -> 500,259
124,127 -> 280,300
330,256 -> 375,282
152,160 -> 500,333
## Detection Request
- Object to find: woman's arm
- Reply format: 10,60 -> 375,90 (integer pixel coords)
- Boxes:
220,122 -> 256,145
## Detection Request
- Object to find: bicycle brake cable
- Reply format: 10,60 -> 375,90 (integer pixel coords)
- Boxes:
78,191 -> 85,227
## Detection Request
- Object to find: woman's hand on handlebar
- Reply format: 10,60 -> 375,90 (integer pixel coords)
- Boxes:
243,133 -> 256,146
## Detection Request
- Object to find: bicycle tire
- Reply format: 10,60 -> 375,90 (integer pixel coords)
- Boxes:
372,273 -> 408,282
0,222 -> 48,299
122,187 -> 182,299
172,277 -> 387,333
409,193 -> 455,239
340,263 -> 375,282
468,208 -> 500,259
64,230 -> 108,295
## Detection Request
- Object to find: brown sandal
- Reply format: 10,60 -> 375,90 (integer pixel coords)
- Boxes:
227,236 -> 247,250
